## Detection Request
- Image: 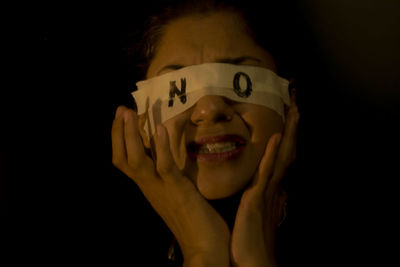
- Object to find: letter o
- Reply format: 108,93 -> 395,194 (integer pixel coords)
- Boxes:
233,72 -> 252,98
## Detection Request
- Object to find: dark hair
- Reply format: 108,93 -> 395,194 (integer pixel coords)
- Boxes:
123,0 -> 298,82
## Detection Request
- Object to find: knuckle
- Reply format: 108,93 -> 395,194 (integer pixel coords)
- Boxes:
156,162 -> 174,177
113,157 -> 144,182
127,157 -> 143,170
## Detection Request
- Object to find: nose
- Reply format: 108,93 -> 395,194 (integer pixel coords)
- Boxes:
190,95 -> 234,125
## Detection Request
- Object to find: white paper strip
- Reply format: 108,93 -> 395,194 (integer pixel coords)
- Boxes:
133,63 -> 290,137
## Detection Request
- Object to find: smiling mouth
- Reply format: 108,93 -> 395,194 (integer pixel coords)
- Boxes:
187,135 -> 246,161
197,142 -> 238,153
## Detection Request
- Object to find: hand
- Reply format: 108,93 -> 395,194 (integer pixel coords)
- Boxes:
111,106 -> 230,267
231,90 -> 299,267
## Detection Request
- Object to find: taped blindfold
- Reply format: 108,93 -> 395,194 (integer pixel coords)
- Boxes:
133,63 -> 291,137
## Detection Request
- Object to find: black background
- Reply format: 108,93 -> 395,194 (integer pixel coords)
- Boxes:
2,0 -> 399,265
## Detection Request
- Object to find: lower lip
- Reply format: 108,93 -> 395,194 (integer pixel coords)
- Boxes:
188,145 -> 245,162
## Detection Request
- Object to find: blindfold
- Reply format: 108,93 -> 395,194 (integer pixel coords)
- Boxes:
133,63 -> 290,137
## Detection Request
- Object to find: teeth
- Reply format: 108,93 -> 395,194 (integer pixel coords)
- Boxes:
198,142 -> 237,154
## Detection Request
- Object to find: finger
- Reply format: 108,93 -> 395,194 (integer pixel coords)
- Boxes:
280,103 -> 299,163
258,133 -> 282,187
111,106 -> 128,168
153,124 -> 182,182
123,108 -> 153,175
138,112 -> 151,149
250,133 -> 282,197
284,78 -> 296,114
271,98 -> 300,186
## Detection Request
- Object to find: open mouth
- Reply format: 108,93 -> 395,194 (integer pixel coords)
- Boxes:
187,135 -> 246,161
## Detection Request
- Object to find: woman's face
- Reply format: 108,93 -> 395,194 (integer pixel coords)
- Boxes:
145,11 -> 283,199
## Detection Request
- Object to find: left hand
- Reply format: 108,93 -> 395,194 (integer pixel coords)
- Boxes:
231,90 -> 300,267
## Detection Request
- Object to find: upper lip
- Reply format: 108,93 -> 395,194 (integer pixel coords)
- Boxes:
187,134 -> 247,152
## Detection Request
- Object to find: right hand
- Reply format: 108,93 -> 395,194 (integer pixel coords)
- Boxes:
111,106 -> 230,266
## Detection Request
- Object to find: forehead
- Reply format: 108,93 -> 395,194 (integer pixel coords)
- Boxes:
163,11 -> 247,49
147,11 -> 276,78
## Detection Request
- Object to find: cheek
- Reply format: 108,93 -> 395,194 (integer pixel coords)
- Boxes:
240,108 -> 283,182
239,106 -> 283,142
240,107 -> 283,167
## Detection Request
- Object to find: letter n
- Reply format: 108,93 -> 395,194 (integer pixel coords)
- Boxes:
168,78 -> 187,107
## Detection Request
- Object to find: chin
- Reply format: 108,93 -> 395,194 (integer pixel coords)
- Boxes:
194,170 -> 252,200
198,187 -> 234,200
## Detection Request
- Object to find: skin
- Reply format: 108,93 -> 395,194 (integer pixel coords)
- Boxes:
112,10 -> 299,267
145,11 -> 283,200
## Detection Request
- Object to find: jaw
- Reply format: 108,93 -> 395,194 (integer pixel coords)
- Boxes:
184,155 -> 255,200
